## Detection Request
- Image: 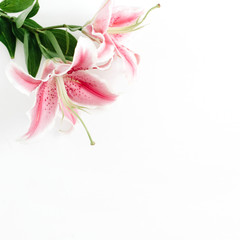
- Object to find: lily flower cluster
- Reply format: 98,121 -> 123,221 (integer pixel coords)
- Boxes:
1,0 -> 160,145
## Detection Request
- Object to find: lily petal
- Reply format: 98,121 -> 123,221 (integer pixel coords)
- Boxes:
110,7 -> 143,28
113,40 -> 139,79
92,0 -> 113,34
83,26 -> 115,64
95,57 -> 113,70
41,60 -> 56,79
68,37 -> 98,73
23,78 -> 58,139
65,71 -> 117,106
7,63 -> 43,95
55,63 -> 72,75
98,33 -> 115,63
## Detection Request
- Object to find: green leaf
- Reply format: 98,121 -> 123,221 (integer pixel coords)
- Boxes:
15,0 -> 39,28
39,44 -> 73,61
44,30 -> 66,62
39,46 -> 59,59
0,0 -> 34,13
12,22 -> 24,42
24,18 -> 41,28
40,29 -> 77,58
0,17 -> 16,58
13,25 -> 77,60
27,0 -> 39,18
23,30 -> 41,77
12,19 -> 41,42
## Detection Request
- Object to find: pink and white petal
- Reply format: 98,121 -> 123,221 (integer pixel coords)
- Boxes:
54,63 -> 72,75
134,52 -> 141,65
90,55 -> 133,94
7,63 -> 43,95
92,0 -> 113,34
95,57 -> 113,70
41,60 -> 56,79
23,78 -> 58,139
97,33 -> 115,63
68,37 -> 98,74
83,26 -> 114,65
110,7 -> 143,28
59,99 -> 76,125
110,33 -> 131,42
114,41 -> 139,79
83,24 -> 104,43
64,72 -> 117,106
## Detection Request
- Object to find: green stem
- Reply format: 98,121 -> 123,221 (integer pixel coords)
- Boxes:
36,24 -> 82,32
36,24 -> 68,32
71,109 -> 95,146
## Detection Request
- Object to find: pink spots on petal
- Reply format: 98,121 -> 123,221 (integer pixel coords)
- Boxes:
24,78 -> 58,139
64,72 -> 117,106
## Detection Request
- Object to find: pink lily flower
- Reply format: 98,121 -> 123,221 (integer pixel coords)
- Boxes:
7,37 -> 117,145
83,0 -> 160,79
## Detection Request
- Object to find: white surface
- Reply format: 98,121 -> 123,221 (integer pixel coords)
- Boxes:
1,0 -> 240,239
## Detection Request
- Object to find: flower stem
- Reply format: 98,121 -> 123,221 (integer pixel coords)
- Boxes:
37,24 -> 68,31
71,109 -> 96,146
37,24 -> 82,32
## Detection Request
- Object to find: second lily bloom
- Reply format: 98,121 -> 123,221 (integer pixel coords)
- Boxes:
83,0 -> 146,79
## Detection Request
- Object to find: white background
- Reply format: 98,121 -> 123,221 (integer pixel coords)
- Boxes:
1,0 -> 240,239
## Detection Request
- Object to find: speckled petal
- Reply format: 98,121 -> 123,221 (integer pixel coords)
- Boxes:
92,0 -> 113,34
7,63 -> 43,95
23,78 -> 58,139
110,7 -> 143,28
64,72 -> 117,106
